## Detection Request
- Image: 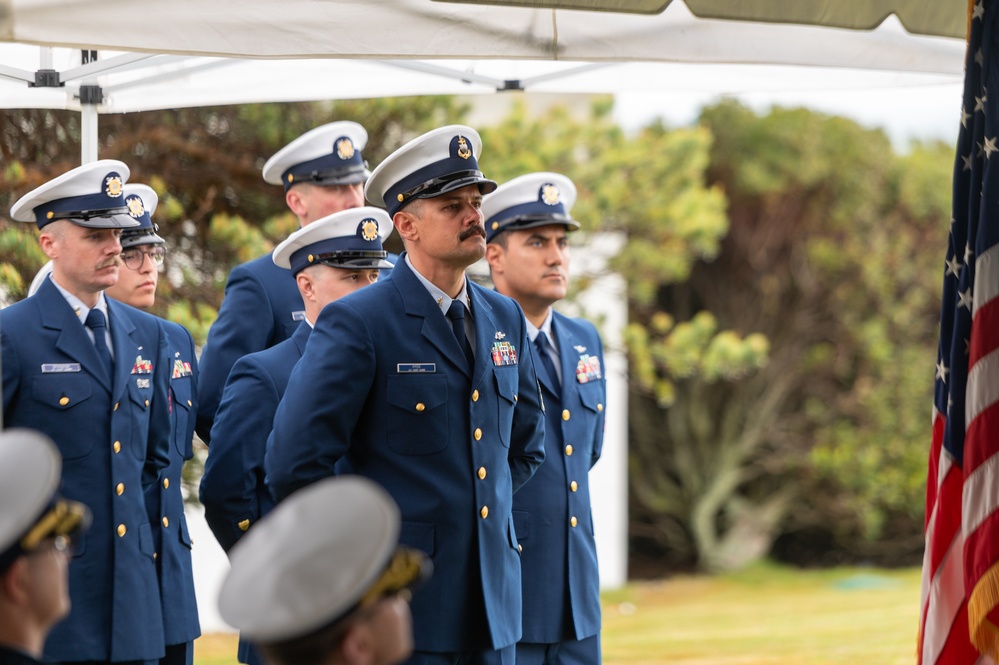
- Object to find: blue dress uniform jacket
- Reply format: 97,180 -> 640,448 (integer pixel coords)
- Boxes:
196,255 -> 303,443
514,313 -> 606,644
201,322 -> 310,665
267,254 -> 546,653
201,322 -> 310,553
1,278 -> 170,663
156,321 -> 201,650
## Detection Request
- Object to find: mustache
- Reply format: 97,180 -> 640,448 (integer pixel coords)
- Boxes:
98,256 -> 122,269
460,225 -> 487,241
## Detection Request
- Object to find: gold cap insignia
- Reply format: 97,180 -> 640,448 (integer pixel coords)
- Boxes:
360,219 -> 379,242
308,254 -> 315,263
457,136 -> 471,160
541,183 -> 560,206
287,174 -> 295,183
491,221 -> 499,230
126,196 -> 145,218
336,138 -> 355,160
397,193 -> 405,202
105,175 -> 123,198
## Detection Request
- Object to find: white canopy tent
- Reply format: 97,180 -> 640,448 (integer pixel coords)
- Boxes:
0,1 -> 967,160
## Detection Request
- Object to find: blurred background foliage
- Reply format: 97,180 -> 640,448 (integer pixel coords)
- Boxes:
0,95 -> 950,574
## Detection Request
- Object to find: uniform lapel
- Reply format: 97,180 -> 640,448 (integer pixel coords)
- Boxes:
468,283 -> 496,386
38,279 -> 110,389
393,256 -> 471,376
550,314 -> 572,397
107,299 -> 139,403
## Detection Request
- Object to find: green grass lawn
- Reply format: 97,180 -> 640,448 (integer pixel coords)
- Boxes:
195,564 -> 921,665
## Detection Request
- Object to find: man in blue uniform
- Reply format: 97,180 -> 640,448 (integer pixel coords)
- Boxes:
196,121 -> 369,443
200,206 -> 393,665
3,160 -> 171,665
104,184 -> 201,665
267,125 -> 546,665
483,172 -> 607,665
0,429 -> 92,665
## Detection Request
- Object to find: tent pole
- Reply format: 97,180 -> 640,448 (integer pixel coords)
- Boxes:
81,104 -> 98,164
79,49 -> 100,164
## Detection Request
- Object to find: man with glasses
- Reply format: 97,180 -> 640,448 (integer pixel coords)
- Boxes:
196,121 -> 370,444
3,160 -> 172,665
0,429 -> 92,665
105,184 -> 201,665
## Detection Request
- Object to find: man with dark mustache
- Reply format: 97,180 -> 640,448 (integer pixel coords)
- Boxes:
268,125 -> 546,665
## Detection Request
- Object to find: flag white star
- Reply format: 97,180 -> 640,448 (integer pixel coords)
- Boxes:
945,255 -> 962,277
966,243 -> 974,264
984,136 -> 998,159
936,359 -> 949,383
977,49 -> 985,67
959,288 -> 974,310
976,93 -> 988,113
963,106 -> 972,127
974,1 -> 985,20
963,153 -> 974,171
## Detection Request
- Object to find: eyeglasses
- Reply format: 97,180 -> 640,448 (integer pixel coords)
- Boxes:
121,246 -> 166,270
26,535 -> 73,558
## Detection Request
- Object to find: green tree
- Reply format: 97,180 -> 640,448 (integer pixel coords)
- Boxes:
628,101 -> 949,569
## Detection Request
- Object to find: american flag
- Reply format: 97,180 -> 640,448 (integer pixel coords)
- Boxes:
918,1 -> 999,663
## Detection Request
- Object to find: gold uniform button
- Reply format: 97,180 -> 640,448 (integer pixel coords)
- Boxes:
238,519 -> 251,532
480,506 -> 489,519
153,552 -> 158,560
144,399 -> 150,407
518,544 -> 523,552
163,478 -> 170,489
514,394 -> 518,402
117,524 -> 127,537
114,402 -> 119,411
597,403 -> 604,412
562,409 -> 571,421
415,403 -> 426,412
474,428 -> 482,441
472,390 -> 479,402
116,483 -> 124,496
570,481 -> 578,492
477,467 -> 487,480
570,516 -> 578,527
113,441 -> 121,454
187,399 -> 192,407
565,444 -> 573,456
59,396 -> 70,406
162,517 -> 169,528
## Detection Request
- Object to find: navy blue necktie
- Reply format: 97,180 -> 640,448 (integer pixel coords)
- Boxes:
446,300 -> 475,370
534,334 -> 561,395
85,308 -> 114,380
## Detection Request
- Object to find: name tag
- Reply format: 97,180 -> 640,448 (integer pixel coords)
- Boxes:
41,363 -> 81,373
292,311 -> 307,321
397,363 -> 436,374
136,378 -> 151,389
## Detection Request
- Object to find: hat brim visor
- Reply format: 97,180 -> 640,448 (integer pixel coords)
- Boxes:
68,214 -> 142,230
121,229 -> 167,248
416,175 -> 498,201
358,547 -> 433,609
490,214 -> 580,238
20,498 -> 92,552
